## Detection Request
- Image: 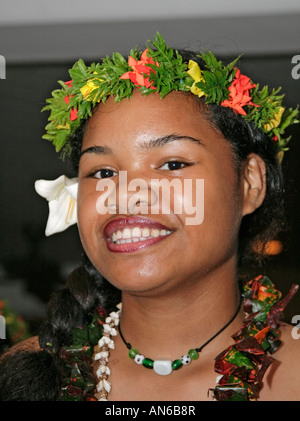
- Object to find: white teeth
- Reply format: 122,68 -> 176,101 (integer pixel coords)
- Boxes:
142,228 -> 150,237
123,228 -> 131,239
132,227 -> 141,237
110,226 -> 171,244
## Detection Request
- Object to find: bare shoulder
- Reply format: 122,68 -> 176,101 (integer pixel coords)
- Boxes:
0,336 -> 40,362
259,323 -> 300,401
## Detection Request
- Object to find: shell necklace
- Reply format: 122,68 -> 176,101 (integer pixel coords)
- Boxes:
93,298 -> 241,399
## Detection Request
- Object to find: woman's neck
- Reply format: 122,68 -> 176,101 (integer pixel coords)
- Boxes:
118,260 -> 244,361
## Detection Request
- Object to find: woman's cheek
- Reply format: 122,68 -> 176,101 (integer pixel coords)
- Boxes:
147,177 -> 205,226
77,185 -> 99,237
181,178 -> 205,226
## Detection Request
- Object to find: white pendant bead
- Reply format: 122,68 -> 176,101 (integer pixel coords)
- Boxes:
153,359 -> 173,375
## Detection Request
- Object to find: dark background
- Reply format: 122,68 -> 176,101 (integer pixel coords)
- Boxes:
0,12 -> 299,333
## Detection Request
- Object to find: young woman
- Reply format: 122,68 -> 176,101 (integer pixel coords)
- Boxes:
0,33 -> 299,401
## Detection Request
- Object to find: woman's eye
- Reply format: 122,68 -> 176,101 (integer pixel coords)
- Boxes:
93,169 -> 117,179
160,161 -> 188,171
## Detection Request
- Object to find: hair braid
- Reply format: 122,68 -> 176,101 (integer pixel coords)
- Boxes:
0,255 -> 121,400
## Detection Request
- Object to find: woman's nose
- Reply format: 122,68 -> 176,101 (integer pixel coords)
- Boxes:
107,171 -> 159,215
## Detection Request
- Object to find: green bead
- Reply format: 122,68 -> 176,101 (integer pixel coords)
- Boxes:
188,349 -> 199,360
142,358 -> 154,369
172,359 -> 183,370
128,348 -> 139,359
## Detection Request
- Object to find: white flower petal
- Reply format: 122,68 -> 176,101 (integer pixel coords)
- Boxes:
35,175 -> 78,236
35,175 -> 66,201
45,194 -> 77,236
64,177 -> 78,200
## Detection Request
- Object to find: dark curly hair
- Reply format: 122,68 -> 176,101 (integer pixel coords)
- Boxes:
0,49 -> 286,401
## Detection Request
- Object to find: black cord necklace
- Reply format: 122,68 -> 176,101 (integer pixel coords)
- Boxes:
118,296 -> 242,375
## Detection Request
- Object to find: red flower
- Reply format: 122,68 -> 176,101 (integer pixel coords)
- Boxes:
64,80 -> 73,104
65,80 -> 73,88
70,108 -> 78,121
221,69 -> 259,115
63,80 -> 78,121
120,48 -> 159,90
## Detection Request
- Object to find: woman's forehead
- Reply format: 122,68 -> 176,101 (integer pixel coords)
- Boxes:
82,91 -> 217,148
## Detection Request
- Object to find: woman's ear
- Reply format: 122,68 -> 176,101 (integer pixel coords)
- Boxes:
242,153 -> 266,216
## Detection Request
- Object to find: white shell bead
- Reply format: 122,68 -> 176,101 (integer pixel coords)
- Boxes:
94,351 -> 109,360
96,365 -> 111,377
96,379 -> 111,393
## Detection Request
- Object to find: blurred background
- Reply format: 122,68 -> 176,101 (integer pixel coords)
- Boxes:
0,0 -> 299,341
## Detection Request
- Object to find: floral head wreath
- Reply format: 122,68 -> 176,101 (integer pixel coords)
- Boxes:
42,32 -> 298,159
36,33 -> 299,236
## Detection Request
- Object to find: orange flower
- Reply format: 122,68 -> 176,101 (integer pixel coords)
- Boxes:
221,69 -> 259,115
120,49 -> 159,90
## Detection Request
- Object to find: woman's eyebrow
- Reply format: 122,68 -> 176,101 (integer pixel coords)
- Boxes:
80,145 -> 112,159
80,134 -> 204,158
139,134 -> 205,149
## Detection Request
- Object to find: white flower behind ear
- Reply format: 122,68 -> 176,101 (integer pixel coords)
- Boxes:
34,175 -> 78,236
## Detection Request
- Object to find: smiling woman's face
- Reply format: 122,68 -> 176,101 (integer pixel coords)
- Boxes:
77,91 -> 245,295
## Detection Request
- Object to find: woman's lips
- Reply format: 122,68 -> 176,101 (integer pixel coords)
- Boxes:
103,216 -> 173,253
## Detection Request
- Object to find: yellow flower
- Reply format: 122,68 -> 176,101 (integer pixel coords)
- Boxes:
80,79 -> 101,102
80,71 -> 104,102
263,106 -> 285,132
187,60 -> 206,98
56,123 -> 70,130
